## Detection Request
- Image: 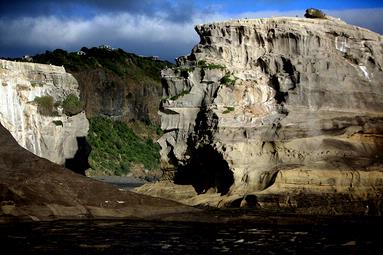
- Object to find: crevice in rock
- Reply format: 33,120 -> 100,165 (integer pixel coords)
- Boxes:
256,57 -> 269,74
270,75 -> 288,104
263,170 -> 280,190
281,57 -> 299,90
165,141 -> 180,168
160,142 -> 179,180
65,137 -> 91,175
268,57 -> 299,117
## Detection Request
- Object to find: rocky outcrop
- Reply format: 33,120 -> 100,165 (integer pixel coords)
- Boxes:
0,60 -> 89,170
0,122 -> 196,221
140,17 -> 383,213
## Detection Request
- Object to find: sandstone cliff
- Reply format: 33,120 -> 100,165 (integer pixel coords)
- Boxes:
0,60 -> 89,170
137,17 -> 383,213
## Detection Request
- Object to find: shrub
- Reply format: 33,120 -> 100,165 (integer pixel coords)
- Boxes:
62,94 -> 84,116
197,60 -> 226,70
220,74 -> 236,87
223,106 -> 235,114
156,126 -> 163,136
34,95 -> 54,116
206,63 -> 226,70
197,60 -> 206,66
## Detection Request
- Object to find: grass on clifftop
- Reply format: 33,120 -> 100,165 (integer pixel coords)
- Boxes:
32,47 -> 172,83
87,116 -> 161,176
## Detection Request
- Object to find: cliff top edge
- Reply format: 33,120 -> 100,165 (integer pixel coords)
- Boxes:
195,16 -> 382,36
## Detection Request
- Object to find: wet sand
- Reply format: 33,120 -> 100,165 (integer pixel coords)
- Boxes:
91,176 -> 146,190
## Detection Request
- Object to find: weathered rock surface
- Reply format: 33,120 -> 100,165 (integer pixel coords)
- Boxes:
75,68 -> 162,124
138,17 -> 383,214
0,60 -> 89,167
0,123 -> 196,221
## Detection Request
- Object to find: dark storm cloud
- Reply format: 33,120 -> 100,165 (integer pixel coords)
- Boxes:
0,0 -> 197,22
0,0 -> 148,16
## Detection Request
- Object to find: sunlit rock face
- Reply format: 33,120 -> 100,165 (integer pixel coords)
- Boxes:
155,17 -> 383,209
0,60 -> 89,166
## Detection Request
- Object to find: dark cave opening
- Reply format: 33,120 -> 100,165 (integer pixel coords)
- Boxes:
174,146 -> 234,195
270,75 -> 288,104
65,137 -> 91,175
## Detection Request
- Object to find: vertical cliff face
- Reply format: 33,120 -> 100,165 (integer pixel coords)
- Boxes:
156,17 -> 383,208
0,60 -> 89,168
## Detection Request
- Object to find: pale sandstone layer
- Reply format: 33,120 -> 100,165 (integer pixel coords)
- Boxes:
136,17 -> 383,214
0,60 -> 88,166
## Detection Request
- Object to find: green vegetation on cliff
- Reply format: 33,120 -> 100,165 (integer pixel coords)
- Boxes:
33,94 -> 84,117
87,117 -> 161,176
62,94 -> 84,116
32,47 -> 171,82
33,95 -> 55,116
223,106 -> 235,114
220,74 -> 236,87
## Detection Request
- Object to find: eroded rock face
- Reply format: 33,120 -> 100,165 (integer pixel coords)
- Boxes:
155,17 -> 383,211
73,69 -> 162,124
0,60 -> 89,168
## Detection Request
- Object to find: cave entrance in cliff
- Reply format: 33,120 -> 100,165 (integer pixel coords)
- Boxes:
174,146 -> 234,195
65,137 -> 91,175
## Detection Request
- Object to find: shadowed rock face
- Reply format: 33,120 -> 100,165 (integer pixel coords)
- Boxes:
142,17 -> 383,212
73,69 -> 162,124
0,123 -> 196,221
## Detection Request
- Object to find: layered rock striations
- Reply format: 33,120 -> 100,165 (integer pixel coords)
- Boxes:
0,60 -> 89,168
143,17 -> 383,213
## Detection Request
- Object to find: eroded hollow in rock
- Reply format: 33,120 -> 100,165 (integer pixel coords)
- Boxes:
65,137 -> 91,175
174,146 -> 234,195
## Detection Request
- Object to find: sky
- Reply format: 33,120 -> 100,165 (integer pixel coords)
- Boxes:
0,0 -> 382,61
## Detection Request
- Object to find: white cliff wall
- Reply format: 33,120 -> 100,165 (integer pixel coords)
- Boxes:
0,59 -> 89,165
